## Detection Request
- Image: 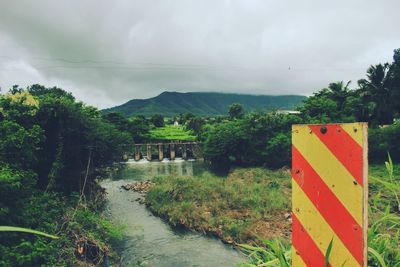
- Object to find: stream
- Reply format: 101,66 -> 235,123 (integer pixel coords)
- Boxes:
101,158 -> 246,267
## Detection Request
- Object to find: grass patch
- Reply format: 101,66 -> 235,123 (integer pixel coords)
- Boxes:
368,163 -> 400,266
146,168 -> 291,244
146,163 -> 400,266
148,125 -> 196,141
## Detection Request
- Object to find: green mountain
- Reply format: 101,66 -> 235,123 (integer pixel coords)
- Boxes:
103,91 -> 307,117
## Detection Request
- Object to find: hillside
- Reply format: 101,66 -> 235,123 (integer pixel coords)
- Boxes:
103,91 -> 307,116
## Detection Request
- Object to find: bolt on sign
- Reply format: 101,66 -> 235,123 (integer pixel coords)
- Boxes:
292,123 -> 368,267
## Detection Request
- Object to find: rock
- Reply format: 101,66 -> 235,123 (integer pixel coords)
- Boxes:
121,180 -> 155,193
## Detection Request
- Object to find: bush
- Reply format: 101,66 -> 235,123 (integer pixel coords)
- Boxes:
202,112 -> 302,169
369,122 -> 400,163
150,114 -> 165,127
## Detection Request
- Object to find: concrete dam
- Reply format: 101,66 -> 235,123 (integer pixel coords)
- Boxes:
124,142 -> 201,161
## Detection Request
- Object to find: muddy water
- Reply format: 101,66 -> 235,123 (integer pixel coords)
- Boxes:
101,159 -> 246,267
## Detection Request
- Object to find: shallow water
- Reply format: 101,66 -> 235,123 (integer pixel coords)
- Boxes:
101,159 -> 246,267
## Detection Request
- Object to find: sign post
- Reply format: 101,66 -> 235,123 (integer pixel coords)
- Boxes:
292,123 -> 368,266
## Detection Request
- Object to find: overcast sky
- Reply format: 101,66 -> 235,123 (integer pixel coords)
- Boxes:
0,0 -> 399,108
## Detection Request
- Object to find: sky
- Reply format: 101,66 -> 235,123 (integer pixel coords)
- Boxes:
0,1 -> 399,108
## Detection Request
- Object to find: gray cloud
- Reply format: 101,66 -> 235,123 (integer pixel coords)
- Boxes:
0,0 -> 399,108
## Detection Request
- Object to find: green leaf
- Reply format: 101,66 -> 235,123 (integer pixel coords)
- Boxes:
0,226 -> 59,239
324,238 -> 334,267
368,247 -> 387,267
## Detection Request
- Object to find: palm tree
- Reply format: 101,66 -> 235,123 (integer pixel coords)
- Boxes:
358,63 -> 393,125
327,81 -> 351,110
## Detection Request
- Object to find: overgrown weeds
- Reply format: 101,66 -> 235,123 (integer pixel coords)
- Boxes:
238,158 -> 400,266
0,184 -> 124,267
146,168 -> 291,244
146,158 -> 399,266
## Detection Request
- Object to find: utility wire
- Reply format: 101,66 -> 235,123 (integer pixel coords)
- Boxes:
0,55 -> 368,72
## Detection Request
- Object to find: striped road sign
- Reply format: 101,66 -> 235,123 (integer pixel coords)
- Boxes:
292,123 -> 368,267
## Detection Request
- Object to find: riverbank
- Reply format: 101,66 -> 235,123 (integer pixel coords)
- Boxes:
145,164 -> 400,265
102,161 -> 246,266
0,166 -> 124,266
145,168 -> 292,245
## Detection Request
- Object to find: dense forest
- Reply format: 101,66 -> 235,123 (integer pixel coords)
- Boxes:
0,85 -> 135,266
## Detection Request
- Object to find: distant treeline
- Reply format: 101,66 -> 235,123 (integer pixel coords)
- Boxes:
103,91 -> 307,117
198,48 -> 400,169
102,48 -> 400,170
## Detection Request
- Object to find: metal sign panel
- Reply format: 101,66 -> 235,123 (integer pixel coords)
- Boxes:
292,123 -> 368,266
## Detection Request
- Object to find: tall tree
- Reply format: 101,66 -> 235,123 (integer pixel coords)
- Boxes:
358,63 -> 393,125
388,48 -> 400,116
228,103 -> 245,119
150,114 -> 165,127
326,81 -> 351,111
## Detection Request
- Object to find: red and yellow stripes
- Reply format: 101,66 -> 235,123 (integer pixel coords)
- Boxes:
292,123 -> 368,267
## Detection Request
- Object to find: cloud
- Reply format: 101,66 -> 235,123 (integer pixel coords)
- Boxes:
0,0 -> 399,108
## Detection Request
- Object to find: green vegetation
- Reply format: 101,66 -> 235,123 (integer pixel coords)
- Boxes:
150,113 -> 165,128
229,103 -> 245,119
298,49 -> 400,126
238,240 -> 291,267
103,91 -> 307,117
0,85 -> 130,266
1,47 -> 399,266
148,125 -> 196,141
202,112 -> 301,170
369,123 -> 400,163
368,161 -> 400,266
102,112 -> 150,143
146,168 -> 291,244
145,162 -> 400,266
201,48 -> 400,170
240,160 -> 400,266
0,226 -> 59,239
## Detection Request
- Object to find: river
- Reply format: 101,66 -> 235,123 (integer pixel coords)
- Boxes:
101,158 -> 246,267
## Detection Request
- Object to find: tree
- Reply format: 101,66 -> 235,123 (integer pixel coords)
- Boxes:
388,48 -> 400,116
150,114 -> 165,127
358,63 -> 393,125
228,103 -> 245,119
129,116 -> 150,143
202,112 -> 302,170
186,117 -> 205,135
102,112 -> 131,131
326,81 -> 351,111
177,112 -> 195,124
0,85 -> 129,266
298,94 -> 338,123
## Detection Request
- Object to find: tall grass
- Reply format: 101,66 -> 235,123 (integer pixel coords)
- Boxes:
240,156 -> 400,266
146,168 -> 291,244
237,240 -> 291,267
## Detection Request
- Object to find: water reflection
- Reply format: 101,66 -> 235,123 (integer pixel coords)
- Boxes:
103,160 -> 245,267
111,158 -> 207,181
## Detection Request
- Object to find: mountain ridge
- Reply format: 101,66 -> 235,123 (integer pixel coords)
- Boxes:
103,91 -> 307,116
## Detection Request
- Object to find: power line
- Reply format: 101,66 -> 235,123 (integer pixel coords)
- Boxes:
0,55 -> 368,72
0,55 -> 242,70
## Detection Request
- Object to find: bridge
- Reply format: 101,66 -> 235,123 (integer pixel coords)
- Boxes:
124,142 -> 201,161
